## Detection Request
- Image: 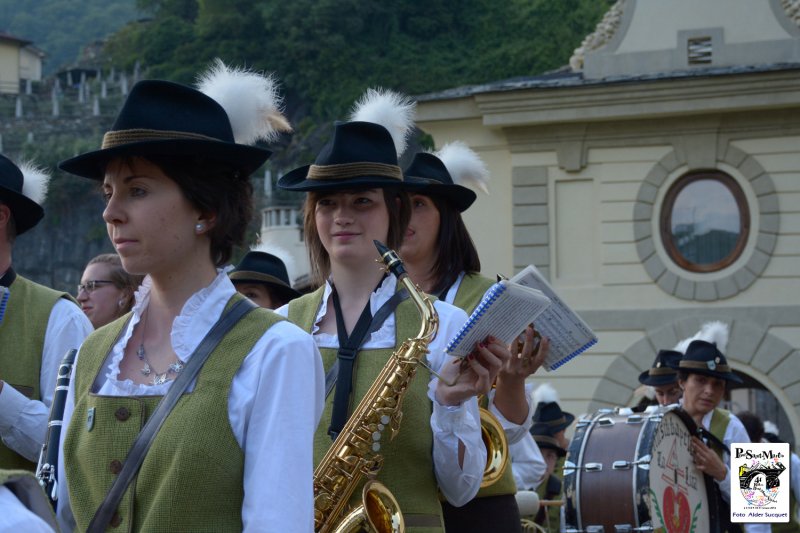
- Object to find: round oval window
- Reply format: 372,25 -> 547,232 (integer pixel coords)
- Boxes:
660,172 -> 749,272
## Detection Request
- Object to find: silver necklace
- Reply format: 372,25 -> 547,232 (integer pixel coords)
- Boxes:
136,308 -> 184,385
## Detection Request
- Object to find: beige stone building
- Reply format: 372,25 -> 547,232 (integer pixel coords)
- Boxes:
414,0 -> 800,442
0,32 -> 43,94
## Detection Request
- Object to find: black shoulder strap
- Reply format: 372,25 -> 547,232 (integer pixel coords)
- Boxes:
87,297 -> 256,533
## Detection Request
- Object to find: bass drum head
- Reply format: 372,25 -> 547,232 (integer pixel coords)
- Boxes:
647,409 -> 719,533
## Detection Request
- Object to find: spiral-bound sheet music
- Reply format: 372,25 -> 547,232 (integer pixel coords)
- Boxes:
445,281 -> 551,358
510,265 -> 597,371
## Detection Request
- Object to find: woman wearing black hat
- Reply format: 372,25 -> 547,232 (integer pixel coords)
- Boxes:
638,349 -> 683,407
55,61 -> 324,532
277,89 -> 508,532
230,248 -> 301,309
400,142 -> 549,532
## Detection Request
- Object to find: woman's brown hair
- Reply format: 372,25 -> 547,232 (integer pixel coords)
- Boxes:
423,193 -> 481,296
303,187 -> 410,287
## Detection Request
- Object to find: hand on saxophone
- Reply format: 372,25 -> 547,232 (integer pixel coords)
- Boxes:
435,336 -> 511,406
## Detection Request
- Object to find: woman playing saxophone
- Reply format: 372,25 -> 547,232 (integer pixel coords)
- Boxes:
276,88 -> 511,532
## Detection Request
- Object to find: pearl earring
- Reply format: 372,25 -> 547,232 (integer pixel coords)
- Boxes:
118,299 -> 125,308
195,223 -> 205,233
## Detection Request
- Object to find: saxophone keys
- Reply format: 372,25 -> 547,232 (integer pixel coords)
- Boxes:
372,431 -> 382,441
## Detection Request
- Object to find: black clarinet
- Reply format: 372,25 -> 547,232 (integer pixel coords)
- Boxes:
36,348 -> 77,508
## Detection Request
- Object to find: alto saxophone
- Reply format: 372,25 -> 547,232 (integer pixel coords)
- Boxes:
313,241 -> 439,533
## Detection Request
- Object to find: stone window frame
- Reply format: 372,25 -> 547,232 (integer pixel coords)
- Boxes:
633,145 -> 778,301
660,170 -> 750,273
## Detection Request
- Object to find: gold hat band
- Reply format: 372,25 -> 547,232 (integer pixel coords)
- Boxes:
539,416 -> 567,427
307,162 -> 403,181
679,360 -> 731,372
649,367 -> 677,376
102,128 -> 221,149
533,434 -> 564,449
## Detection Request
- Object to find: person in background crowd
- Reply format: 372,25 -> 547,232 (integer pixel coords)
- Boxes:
526,384 -> 574,533
0,155 -> 93,470
669,321 -> 768,533
400,141 -> 547,532
55,60 -> 323,532
277,88 -> 507,532
77,253 -> 144,328
638,348 -> 682,407
229,247 -> 300,309
763,420 -> 800,532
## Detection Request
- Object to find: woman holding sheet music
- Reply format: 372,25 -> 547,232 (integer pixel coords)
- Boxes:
401,142 -> 549,533
276,89 -> 511,531
54,62 -> 324,532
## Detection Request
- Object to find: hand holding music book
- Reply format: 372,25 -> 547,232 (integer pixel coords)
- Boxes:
509,264 -> 597,371
445,281 -> 552,358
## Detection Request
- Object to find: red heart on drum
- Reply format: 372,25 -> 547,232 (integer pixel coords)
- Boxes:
662,487 -> 692,533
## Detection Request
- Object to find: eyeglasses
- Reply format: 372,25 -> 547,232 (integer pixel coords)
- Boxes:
77,280 -> 115,294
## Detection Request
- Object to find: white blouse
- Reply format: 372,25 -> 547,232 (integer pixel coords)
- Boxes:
276,274 -> 486,506
57,271 -> 325,533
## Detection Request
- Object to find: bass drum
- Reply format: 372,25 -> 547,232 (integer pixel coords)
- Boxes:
563,406 -> 720,533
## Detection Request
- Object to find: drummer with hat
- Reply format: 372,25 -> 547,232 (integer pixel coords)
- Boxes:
638,349 -> 682,407
668,322 -> 768,533
528,384 -> 574,532
230,247 -> 301,309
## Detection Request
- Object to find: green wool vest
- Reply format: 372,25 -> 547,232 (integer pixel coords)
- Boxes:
453,273 -> 518,498
451,273 -> 495,315
0,468 -> 58,527
65,295 -> 282,532
708,408 -> 731,462
534,473 -> 562,532
0,275 -> 74,470
288,287 -> 443,533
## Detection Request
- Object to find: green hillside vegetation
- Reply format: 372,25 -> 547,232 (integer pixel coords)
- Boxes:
0,0 -> 139,75
104,0 -> 611,126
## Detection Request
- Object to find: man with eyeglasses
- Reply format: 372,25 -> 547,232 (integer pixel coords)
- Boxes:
0,154 -> 92,471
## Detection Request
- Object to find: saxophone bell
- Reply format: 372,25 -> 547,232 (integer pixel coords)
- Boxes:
332,480 -> 404,533
479,407 -> 510,488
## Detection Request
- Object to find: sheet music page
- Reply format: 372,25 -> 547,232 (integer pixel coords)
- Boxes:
446,281 -> 551,358
510,265 -> 597,370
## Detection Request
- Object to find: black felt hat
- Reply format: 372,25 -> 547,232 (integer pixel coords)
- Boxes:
277,121 -> 405,192
671,340 -> 743,383
531,401 -> 575,435
0,155 -> 44,235
638,349 -> 681,386
402,152 -> 477,212
530,424 -> 567,457
59,79 -> 272,180
229,251 -> 301,302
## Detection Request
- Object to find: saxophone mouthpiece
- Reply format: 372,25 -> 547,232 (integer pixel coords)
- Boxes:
374,240 -> 407,278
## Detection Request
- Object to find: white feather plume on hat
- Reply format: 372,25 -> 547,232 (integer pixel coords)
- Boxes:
763,420 -> 779,437
251,241 -> 296,284
196,58 -> 292,146
437,141 -> 490,194
673,321 -> 730,355
17,161 -> 50,205
349,88 -> 416,157
533,383 -> 560,406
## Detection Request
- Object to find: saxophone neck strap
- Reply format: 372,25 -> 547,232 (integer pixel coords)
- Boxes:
327,284 -> 408,439
87,296 -> 257,533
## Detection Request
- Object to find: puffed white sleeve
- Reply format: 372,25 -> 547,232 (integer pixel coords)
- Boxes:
427,301 -> 485,507
720,414 -> 751,504
0,300 -> 91,461
509,432 -> 547,490
231,320 -> 324,533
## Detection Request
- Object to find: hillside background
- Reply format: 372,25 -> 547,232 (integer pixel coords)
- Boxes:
2,0 -> 612,291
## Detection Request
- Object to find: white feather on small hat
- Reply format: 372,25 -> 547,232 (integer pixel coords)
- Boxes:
349,88 -> 415,157
17,161 -> 50,205
436,141 -> 490,194
196,58 -> 292,146
533,382 -> 560,406
674,321 -> 729,355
